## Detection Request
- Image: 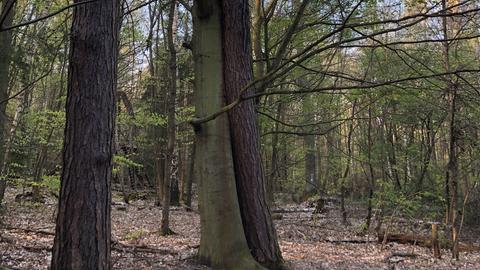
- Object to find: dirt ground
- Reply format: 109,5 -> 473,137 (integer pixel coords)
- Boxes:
1,189 -> 479,270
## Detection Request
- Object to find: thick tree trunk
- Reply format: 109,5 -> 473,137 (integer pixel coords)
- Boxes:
221,0 -> 284,268
193,1 -> 265,269
0,0 -> 15,204
50,0 -> 119,269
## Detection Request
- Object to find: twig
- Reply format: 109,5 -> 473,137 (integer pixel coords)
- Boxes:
324,239 -> 374,244
2,226 -> 55,236
0,0 -> 98,32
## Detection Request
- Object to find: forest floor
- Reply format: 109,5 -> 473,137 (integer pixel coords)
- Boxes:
1,188 -> 480,270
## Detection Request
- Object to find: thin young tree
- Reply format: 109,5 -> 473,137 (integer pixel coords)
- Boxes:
160,0 -> 178,236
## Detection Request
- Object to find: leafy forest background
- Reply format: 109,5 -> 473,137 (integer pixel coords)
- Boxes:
0,0 -> 480,269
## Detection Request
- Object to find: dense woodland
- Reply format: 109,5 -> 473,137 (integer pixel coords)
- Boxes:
1,0 -> 480,269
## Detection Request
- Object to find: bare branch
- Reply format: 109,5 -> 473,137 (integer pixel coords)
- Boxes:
0,0 -> 98,32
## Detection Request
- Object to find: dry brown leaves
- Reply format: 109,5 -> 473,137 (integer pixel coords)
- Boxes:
1,190 -> 479,269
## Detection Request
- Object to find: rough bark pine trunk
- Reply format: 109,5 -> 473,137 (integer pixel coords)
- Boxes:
50,0 -> 119,269
0,0 -> 15,204
221,0 -> 284,268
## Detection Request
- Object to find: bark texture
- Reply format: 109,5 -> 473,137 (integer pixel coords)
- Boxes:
221,0 -> 284,268
0,0 -> 15,204
184,140 -> 195,209
193,1 -> 264,269
161,0 -> 178,235
50,0 -> 119,269
303,96 -> 317,197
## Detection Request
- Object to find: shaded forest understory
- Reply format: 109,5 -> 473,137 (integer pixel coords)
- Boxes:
1,188 -> 480,270
1,0 -> 480,269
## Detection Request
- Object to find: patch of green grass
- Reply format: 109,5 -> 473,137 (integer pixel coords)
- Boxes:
125,229 -> 147,241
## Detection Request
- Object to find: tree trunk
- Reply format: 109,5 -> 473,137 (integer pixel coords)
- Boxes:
251,0 -> 265,81
153,12 -> 167,207
302,96 -> 316,198
184,140 -> 195,210
268,101 -> 283,204
160,0 -> 178,236
365,103 -> 375,231
341,100 -> 356,226
0,0 -> 15,204
178,142 -> 185,203
386,121 -> 401,190
32,128 -> 54,201
193,1 -> 265,269
50,0 -> 119,269
417,115 -> 434,191
221,0 -> 284,268
32,68 -> 64,201
441,0 -> 459,259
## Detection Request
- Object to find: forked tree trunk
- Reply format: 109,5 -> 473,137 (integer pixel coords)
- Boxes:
50,0 -> 119,269
193,1 -> 265,269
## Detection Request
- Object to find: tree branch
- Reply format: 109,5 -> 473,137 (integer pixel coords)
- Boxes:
0,0 -> 98,32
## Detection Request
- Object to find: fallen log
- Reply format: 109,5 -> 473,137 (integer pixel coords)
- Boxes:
377,231 -> 430,246
3,226 -> 55,236
384,252 -> 417,263
272,208 -> 314,213
324,239 -> 375,244
377,230 -> 480,252
111,240 -> 177,255
22,244 -> 52,252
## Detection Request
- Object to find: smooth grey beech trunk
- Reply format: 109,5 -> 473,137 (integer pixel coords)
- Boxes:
192,0 -> 265,269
